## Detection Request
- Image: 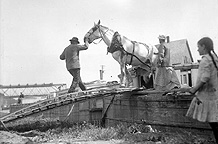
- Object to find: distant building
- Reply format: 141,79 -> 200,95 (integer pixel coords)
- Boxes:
0,93 -> 4,110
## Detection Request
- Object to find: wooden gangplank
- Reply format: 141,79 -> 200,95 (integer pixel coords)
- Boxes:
0,84 -> 130,124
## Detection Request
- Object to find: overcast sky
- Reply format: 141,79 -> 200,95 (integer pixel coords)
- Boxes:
0,0 -> 218,88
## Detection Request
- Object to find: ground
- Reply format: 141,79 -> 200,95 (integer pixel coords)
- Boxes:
0,118 -> 216,144
0,130 -> 216,144
0,130 -> 161,144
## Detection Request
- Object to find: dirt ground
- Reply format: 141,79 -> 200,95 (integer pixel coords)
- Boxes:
0,130 -> 115,144
0,130 -> 161,144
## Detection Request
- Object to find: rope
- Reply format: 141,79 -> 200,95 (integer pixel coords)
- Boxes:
129,41 -> 135,65
63,104 -> 75,122
124,49 -> 151,68
101,94 -> 116,127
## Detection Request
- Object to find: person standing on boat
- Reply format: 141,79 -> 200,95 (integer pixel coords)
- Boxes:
60,37 -> 88,93
154,35 -> 180,91
181,37 -> 218,143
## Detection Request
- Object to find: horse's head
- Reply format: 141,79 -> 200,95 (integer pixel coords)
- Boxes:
84,20 -> 102,44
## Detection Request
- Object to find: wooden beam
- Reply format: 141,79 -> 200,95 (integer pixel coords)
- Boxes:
0,83 -> 66,89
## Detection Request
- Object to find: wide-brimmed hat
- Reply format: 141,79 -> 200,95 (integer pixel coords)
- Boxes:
158,35 -> 166,40
69,37 -> 80,43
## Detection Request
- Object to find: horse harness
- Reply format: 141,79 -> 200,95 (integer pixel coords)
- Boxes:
107,32 -> 125,54
107,32 -> 151,68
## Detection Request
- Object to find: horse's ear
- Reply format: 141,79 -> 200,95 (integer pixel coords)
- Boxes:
94,20 -> 100,26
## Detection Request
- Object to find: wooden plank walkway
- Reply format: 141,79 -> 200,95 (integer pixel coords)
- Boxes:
0,84 -> 131,124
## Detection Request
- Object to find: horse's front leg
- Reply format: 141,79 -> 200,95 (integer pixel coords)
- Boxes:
112,51 -> 126,87
125,67 -> 133,87
120,62 -> 127,87
121,55 -> 132,87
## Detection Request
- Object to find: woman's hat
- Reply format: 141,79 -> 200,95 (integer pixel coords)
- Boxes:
158,35 -> 166,40
69,37 -> 80,43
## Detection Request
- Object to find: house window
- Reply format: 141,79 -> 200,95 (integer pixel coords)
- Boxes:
180,71 -> 190,86
183,74 -> 187,84
188,73 -> 192,87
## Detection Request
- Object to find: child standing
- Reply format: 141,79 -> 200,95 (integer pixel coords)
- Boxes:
182,37 -> 218,143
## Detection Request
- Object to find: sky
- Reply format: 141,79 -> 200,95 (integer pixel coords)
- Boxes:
0,0 -> 218,88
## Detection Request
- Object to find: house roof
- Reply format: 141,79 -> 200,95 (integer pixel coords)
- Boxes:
155,39 -> 193,65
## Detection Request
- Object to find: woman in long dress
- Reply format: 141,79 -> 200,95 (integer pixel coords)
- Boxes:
154,35 -> 181,91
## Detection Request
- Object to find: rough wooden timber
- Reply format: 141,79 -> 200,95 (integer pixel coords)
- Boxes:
0,87 -> 211,132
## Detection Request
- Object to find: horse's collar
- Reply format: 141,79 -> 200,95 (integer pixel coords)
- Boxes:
107,32 -> 124,54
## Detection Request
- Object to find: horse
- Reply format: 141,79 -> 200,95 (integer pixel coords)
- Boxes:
84,20 -> 159,88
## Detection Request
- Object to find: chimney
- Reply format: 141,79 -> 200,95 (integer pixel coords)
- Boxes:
99,65 -> 105,80
100,70 -> 104,80
166,36 -> 170,43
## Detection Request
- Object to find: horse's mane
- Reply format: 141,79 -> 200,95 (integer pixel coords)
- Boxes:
99,25 -> 115,36
100,24 -> 151,47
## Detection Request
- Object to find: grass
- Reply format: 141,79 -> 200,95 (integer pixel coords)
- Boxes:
2,117 -> 217,144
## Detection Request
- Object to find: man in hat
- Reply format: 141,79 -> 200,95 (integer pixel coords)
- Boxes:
154,35 -> 181,91
60,37 -> 89,93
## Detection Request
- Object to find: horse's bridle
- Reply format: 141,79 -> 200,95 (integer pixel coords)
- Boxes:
85,25 -> 109,44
